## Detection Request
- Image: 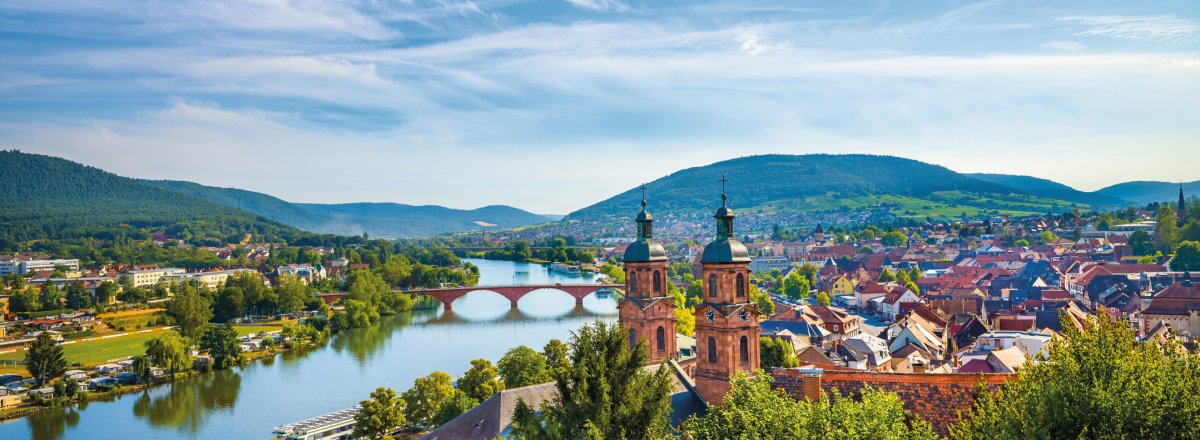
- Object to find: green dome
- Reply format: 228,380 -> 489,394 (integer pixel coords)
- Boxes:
700,238 -> 750,263
624,240 -> 667,262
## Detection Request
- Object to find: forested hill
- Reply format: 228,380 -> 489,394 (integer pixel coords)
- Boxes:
0,150 -> 303,246
966,173 -> 1125,207
296,203 -> 555,238
1096,180 -> 1200,206
568,154 -> 1049,220
139,179 -> 330,232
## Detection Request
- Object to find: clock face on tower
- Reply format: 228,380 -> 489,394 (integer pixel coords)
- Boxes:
705,309 -> 716,323
739,309 -> 750,322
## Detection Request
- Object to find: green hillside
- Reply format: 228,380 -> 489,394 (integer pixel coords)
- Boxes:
297,203 -> 555,237
139,179 -> 330,231
967,173 -> 1125,207
568,154 -> 1079,221
0,150 -> 306,247
1095,180 -> 1200,206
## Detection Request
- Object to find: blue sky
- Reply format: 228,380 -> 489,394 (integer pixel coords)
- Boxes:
1,0 -> 1197,213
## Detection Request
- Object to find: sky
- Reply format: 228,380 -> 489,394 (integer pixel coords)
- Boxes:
0,0 -> 1197,214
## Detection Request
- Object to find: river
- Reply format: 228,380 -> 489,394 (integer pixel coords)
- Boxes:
0,258 -> 616,440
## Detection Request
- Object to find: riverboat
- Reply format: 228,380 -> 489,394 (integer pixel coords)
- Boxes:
273,406 -> 360,440
548,262 -> 581,275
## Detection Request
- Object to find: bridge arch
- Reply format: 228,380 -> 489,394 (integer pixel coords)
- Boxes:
405,284 -> 619,311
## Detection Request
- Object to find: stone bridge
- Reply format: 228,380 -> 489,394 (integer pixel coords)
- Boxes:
404,284 -> 622,310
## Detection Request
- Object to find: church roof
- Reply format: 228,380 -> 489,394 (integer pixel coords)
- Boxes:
624,241 -> 667,262
700,239 -> 750,263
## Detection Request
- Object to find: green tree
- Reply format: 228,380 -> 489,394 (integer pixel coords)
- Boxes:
510,321 -> 674,440
38,283 -> 63,311
11,287 -> 41,313
274,274 -> 309,314
877,269 -> 896,283
199,324 -> 242,369
881,231 -> 908,247
953,313 -> 1200,440
434,390 -> 478,426
498,345 -> 550,388
457,358 -> 504,402
904,281 -> 921,296
894,268 -> 911,286
25,332 -> 67,386
65,281 -> 94,310
1154,205 -> 1180,251
144,331 -> 191,378
342,299 -> 379,329
543,339 -> 570,376
167,288 -> 213,339
1130,229 -> 1155,255
682,373 -> 936,439
130,355 -> 152,383
1171,241 -> 1200,272
797,263 -> 819,287
353,387 -> 407,439
346,269 -> 389,306
95,280 -> 119,305
760,336 -> 800,369
815,291 -> 831,307
782,272 -> 810,300
402,371 -> 456,426
750,284 -> 774,315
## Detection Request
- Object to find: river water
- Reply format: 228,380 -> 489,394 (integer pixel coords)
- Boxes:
0,259 -> 615,440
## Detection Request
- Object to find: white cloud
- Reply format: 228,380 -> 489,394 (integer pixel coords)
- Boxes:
566,0 -> 630,13
1060,14 -> 1200,42
1041,40 -> 1085,51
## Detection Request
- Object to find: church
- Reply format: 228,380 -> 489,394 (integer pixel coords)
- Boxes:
618,179 -> 762,404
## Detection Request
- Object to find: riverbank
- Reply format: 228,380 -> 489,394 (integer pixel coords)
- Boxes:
0,323 -> 315,422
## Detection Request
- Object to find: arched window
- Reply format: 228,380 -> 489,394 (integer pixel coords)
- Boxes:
629,272 -> 638,293
739,336 -> 749,364
656,326 -> 666,353
653,271 -> 662,294
736,273 -> 746,298
708,274 -> 717,298
629,328 -> 637,350
707,337 -> 718,363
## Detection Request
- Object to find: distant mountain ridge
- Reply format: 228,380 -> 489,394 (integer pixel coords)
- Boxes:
1,150 -> 553,239
966,173 -> 1125,207
1096,180 -> 1200,206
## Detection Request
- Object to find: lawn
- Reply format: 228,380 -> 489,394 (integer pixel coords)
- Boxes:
0,322 -> 295,375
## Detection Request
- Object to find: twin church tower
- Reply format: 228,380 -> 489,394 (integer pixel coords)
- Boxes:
617,179 -> 761,404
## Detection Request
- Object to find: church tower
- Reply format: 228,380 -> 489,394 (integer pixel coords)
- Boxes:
693,176 -> 760,405
618,185 -> 677,364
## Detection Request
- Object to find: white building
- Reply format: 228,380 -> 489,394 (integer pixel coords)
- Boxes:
0,258 -> 81,275
974,331 -> 1052,359
126,268 -> 186,288
162,269 -> 258,291
749,256 -> 792,274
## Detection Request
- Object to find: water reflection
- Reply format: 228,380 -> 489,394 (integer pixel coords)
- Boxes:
425,304 -> 611,325
27,405 -> 80,440
329,311 -> 420,364
131,369 -> 242,434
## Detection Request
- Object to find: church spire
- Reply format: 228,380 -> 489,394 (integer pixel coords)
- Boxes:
636,183 -> 653,241
715,174 -> 734,240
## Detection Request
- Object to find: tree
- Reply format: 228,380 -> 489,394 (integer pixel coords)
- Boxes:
167,288 -> 213,339
881,231 -> 908,247
815,291 -> 831,307
1171,241 -> 1200,272
510,321 -> 674,440
26,332 -> 66,386
131,355 -> 152,383
750,284 -> 775,315
458,358 -> 504,402
877,269 -> 896,283
895,268 -> 911,286
782,272 -> 810,300
543,339 -> 570,376
65,281 -> 94,310
760,336 -> 800,369
682,372 -> 936,439
39,284 -> 63,311
199,324 -> 242,369
1130,229 -> 1155,255
952,313 -> 1200,440
434,390 -> 478,426
1154,205 -> 1180,251
342,299 -> 380,329
274,274 -> 309,314
797,263 -> 819,287
95,280 -> 119,306
11,287 -> 40,313
498,345 -> 549,388
354,387 -> 406,439
904,282 -> 921,296
144,331 -> 191,378
402,371 -> 456,426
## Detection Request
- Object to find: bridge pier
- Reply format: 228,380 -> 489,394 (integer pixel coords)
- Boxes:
442,301 -> 452,311
510,299 -> 520,308
575,296 -> 585,305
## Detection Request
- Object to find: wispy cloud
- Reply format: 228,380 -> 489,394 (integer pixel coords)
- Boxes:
566,0 -> 630,13
1060,14 -> 1200,41
1042,40 -> 1085,51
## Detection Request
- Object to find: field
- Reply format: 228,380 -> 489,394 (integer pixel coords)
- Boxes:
0,323 -> 290,376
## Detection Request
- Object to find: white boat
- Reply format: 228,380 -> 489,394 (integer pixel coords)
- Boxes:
548,262 -> 581,275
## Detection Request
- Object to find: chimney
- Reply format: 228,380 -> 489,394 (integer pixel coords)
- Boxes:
913,360 -> 927,374
796,368 -> 824,401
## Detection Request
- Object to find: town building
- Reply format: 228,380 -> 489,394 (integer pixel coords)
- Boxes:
618,191 -> 677,364
0,258 -> 80,275
125,268 -> 186,288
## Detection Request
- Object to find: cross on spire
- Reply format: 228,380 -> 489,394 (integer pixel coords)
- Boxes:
720,174 -> 728,206
639,183 -> 648,211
